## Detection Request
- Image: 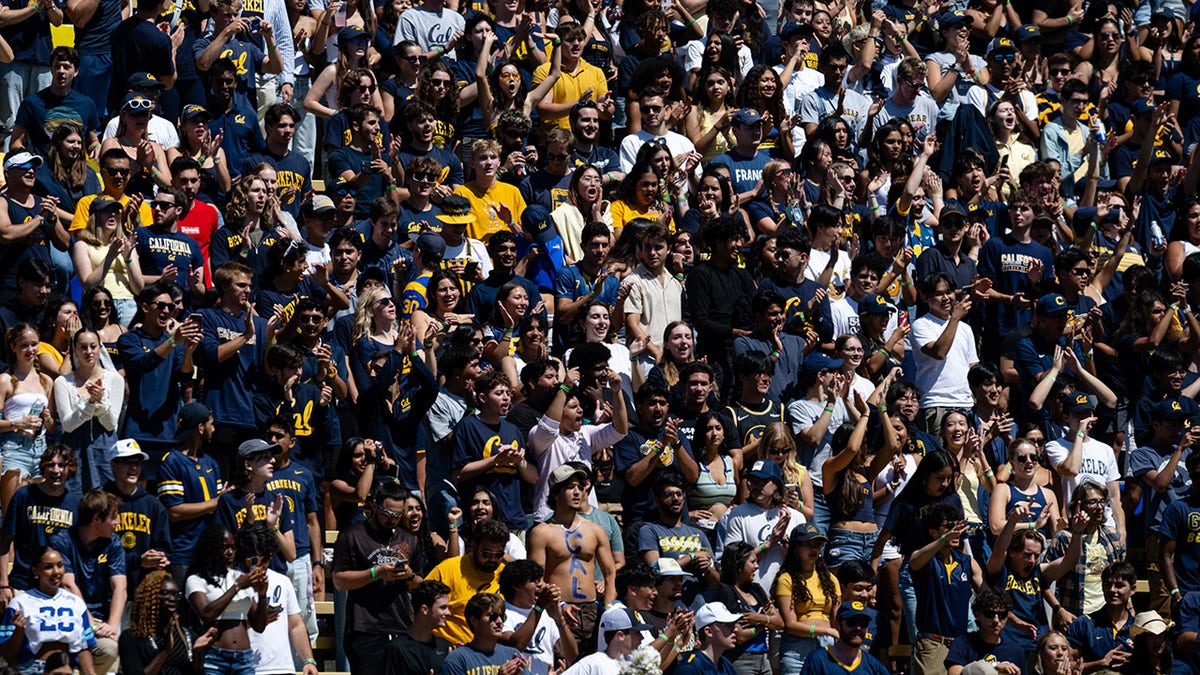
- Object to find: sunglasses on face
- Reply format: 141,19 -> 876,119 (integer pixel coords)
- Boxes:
155,301 -> 177,312
9,163 -> 35,172
377,505 -> 405,519
1014,453 -> 1040,463
768,446 -> 789,456
336,189 -> 355,198
151,200 -> 178,210
298,314 -> 323,325
547,152 -> 570,161
404,54 -> 425,63
978,609 -> 1006,620
103,166 -> 131,177
375,297 -> 395,308
991,53 -> 1016,62
92,300 -> 113,308
410,171 -> 437,182
643,104 -> 664,113
358,84 -> 377,93
499,72 -> 520,83
430,78 -> 452,87
1049,68 -> 1071,75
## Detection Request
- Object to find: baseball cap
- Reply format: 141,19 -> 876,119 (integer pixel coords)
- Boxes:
1063,390 -> 1096,414
521,205 -> 559,245
237,438 -> 280,460
790,522 -> 828,544
837,600 -> 876,623
1036,293 -> 1069,315
781,22 -> 814,41
653,558 -> 694,578
122,92 -> 154,111
415,232 -> 447,261
732,108 -> 764,127
987,36 -> 1016,54
746,459 -> 784,483
128,72 -> 166,91
436,195 -> 474,225
547,464 -> 588,491
175,402 -> 213,439
598,606 -> 653,633
1154,397 -> 1197,422
1151,148 -> 1177,167
695,602 -> 743,629
801,352 -> 844,373
4,151 -> 42,170
181,103 -> 211,122
859,293 -> 896,315
305,194 -> 336,216
338,25 -> 370,43
940,200 -> 968,224
90,196 -> 123,215
109,439 -> 149,463
1015,24 -> 1042,42
938,10 -> 969,27
1132,98 -> 1156,116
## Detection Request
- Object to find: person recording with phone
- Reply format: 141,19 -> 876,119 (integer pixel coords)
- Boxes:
332,480 -> 423,675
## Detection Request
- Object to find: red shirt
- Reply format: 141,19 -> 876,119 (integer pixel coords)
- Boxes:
177,200 -> 220,287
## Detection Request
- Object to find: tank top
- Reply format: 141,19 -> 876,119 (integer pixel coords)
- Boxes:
959,466 -> 984,525
698,108 -> 732,161
828,476 -> 875,524
3,391 -> 49,433
690,454 -> 737,507
1005,482 -> 1050,533
83,243 -> 136,299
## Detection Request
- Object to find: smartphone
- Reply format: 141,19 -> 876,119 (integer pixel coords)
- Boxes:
249,16 -> 261,33
464,261 -> 479,278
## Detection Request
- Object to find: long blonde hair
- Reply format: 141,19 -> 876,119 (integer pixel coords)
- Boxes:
225,176 -> 278,233
352,287 -> 390,342
759,422 -> 806,486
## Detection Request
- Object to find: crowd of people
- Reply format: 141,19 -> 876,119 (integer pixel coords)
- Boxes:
1,0 -> 1200,671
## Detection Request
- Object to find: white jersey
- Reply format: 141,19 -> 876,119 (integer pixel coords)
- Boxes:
0,587 -> 95,662
504,602 -> 561,675
249,569 -> 303,675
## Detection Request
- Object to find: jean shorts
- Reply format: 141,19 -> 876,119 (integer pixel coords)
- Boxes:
779,634 -> 833,673
825,528 -> 878,565
0,433 -> 44,480
204,646 -> 256,675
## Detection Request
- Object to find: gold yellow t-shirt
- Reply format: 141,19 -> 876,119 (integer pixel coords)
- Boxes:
453,181 -> 526,243
426,554 -> 504,646
774,570 -> 841,622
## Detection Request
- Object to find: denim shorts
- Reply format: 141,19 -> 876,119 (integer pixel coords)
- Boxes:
779,634 -> 833,673
204,645 -> 256,675
0,434 -> 44,480
825,528 -> 877,566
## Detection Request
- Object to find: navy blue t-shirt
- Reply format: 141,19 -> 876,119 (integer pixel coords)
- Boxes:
944,632 -> 1026,672
0,194 -> 51,292
1065,611 -> 1133,662
73,0 -> 121,55
717,147 -> 771,195
156,449 -> 221,567
1156,497 -> 1200,593
210,101 -> 265,181
992,562 -> 1046,653
116,328 -> 187,443
192,35 -> 264,110
976,236 -> 1055,337
912,549 -> 973,637
244,149 -> 311,221
215,487 -> 295,573
451,414 -> 528,531
613,426 -> 694,524
134,227 -> 205,294
196,307 -> 268,429
328,145 -> 384,217
48,528 -> 125,620
396,144 -> 465,188
2,486 -> 79,591
110,17 -> 175,113
1,0 -> 52,64
673,650 -> 738,675
15,89 -> 100,152
103,482 -> 171,590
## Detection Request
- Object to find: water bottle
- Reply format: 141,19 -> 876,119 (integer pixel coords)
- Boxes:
1151,220 -> 1167,249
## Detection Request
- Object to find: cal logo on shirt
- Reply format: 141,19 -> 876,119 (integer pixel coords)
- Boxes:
482,436 -> 519,474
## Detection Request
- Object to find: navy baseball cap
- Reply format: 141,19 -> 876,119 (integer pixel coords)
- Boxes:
1036,293 -> 1070,316
859,293 -> 896,315
802,352 -> 844,373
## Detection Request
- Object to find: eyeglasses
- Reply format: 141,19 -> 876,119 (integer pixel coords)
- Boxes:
103,166 -> 130,177
1083,498 -> 1104,507
1014,454 -> 1040,463
659,490 -> 686,499
991,52 -> 1016,62
978,609 -> 1006,620
151,200 -> 178,210
124,98 -> 154,112
643,104 -> 664,113
410,171 -> 437,182
358,84 -> 377,93
499,72 -> 520,83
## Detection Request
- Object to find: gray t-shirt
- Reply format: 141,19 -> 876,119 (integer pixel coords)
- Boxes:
393,6 -> 466,53
870,93 -> 940,140
786,398 -> 848,489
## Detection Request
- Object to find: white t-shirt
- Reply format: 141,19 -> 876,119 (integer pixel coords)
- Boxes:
249,569 -> 302,675
618,130 -> 696,174
1044,436 -> 1121,529
909,313 -> 977,408
715,503 -> 805,596
504,602 -> 561,675
186,569 -> 256,621
805,248 -> 852,296
561,651 -> 624,675
830,296 -> 898,341
103,115 -> 180,149
443,237 -> 493,279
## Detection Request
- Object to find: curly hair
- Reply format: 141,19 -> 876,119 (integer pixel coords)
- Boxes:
130,570 -> 179,640
337,67 -> 377,110
781,540 -> 838,610
224,175 -> 279,232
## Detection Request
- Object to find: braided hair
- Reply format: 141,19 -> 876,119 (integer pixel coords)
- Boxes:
130,570 -> 170,639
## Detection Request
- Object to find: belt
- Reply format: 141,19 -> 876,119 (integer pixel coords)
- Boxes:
919,633 -> 955,646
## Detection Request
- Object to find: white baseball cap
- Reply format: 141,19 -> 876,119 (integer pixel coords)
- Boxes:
109,439 -> 149,462
694,602 -> 742,629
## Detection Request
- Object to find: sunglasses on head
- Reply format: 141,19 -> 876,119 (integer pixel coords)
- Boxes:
124,98 -> 154,112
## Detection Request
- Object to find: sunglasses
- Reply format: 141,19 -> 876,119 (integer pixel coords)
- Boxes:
499,72 -> 520,83
430,78 -> 452,88
1098,31 -> 1121,39
643,104 -> 664,113
768,446 -> 790,456
404,54 -> 425,63
1069,267 -> 1090,275
1014,453 -> 1040,463
375,297 -> 395,308
298,314 -> 323,325
410,171 -> 437,182
151,200 -> 178,210
843,618 -> 871,628
155,301 -> 177,312
1049,68 -> 1071,75
547,152 -> 570,161
991,53 -> 1016,62
265,430 -> 288,440
124,98 -> 154,112
979,609 -> 1006,620
486,612 -> 505,622
358,84 -> 377,93
336,188 -> 355,198
103,166 -> 131,177
377,505 -> 405,519
92,300 -> 113,308
9,162 -> 35,171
